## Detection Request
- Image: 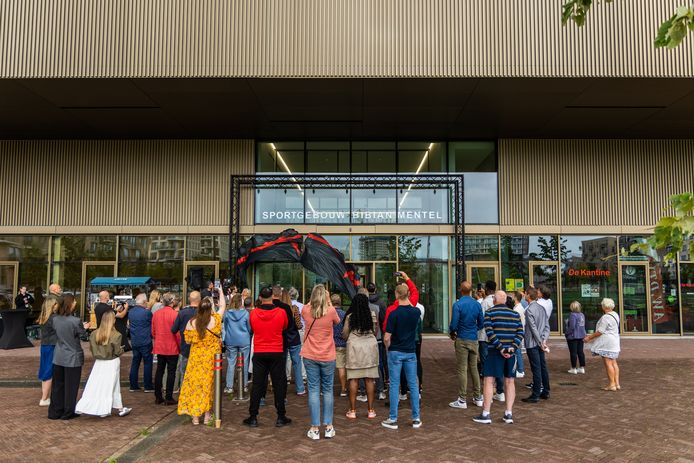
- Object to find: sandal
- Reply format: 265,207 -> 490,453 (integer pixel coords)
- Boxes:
602,386 -> 617,392
346,409 -> 356,419
367,409 -> 377,419
203,413 -> 212,425
192,417 -> 200,425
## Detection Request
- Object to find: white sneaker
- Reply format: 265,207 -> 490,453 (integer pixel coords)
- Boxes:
515,371 -> 525,378
493,392 -> 505,402
378,391 -> 387,400
567,368 -> 578,375
473,396 -> 484,407
356,394 -> 368,402
381,418 -> 398,429
223,387 -> 234,394
118,407 -> 132,417
307,428 -> 320,440
577,367 -> 585,374
412,419 -> 422,429
39,399 -> 50,407
448,398 -> 467,409
324,427 -> 335,439
399,393 -> 408,401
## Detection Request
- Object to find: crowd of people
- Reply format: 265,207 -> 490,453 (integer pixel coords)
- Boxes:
34,273 -> 622,436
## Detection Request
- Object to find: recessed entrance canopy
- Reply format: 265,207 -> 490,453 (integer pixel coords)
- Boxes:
2,77 -> 694,139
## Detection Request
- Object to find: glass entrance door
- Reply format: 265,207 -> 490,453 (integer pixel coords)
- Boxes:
466,263 -> 499,294
529,261 -> 560,333
184,262 -> 219,297
0,262 -> 19,310
82,262 -> 117,322
619,262 -> 650,333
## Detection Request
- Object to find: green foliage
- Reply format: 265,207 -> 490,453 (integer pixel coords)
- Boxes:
655,7 -> 694,48
562,0 -> 692,48
562,0 -> 613,27
630,193 -> 694,263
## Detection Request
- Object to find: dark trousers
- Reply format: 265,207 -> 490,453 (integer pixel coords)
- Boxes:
567,339 -> 586,368
478,342 -> 504,394
401,341 -> 423,394
526,346 -> 551,398
378,341 -> 388,386
130,344 -> 153,390
249,352 -> 287,418
155,354 -> 178,400
48,365 -> 82,419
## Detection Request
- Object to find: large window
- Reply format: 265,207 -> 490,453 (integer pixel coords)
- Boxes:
255,140 -> 498,225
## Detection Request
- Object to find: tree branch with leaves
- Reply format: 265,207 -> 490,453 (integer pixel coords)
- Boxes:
631,193 -> 694,263
562,0 -> 693,48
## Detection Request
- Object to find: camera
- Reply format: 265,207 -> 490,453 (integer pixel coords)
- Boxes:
113,295 -> 134,310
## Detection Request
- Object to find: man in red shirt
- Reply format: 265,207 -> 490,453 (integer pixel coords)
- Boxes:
382,272 -> 419,332
152,292 -> 180,405
243,286 -> 291,428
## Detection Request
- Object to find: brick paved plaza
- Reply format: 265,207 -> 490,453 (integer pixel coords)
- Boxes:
2,338 -> 694,463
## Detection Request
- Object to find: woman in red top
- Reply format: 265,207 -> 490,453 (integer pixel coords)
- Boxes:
301,284 -> 340,441
152,292 -> 181,405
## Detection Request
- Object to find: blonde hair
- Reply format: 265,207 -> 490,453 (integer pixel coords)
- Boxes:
309,284 -> 329,319
570,301 -> 582,313
147,290 -> 161,309
37,297 -> 57,325
231,293 -> 243,309
95,311 -> 116,346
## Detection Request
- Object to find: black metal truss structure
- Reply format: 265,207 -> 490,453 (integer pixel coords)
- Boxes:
230,174 -> 465,288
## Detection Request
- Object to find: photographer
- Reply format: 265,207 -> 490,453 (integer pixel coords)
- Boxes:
15,286 -> 34,311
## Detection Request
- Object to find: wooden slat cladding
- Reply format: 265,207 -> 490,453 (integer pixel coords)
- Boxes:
0,139 -> 254,229
498,139 -> 694,227
0,0 -> 691,78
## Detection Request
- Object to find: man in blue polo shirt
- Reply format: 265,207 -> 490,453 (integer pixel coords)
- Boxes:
382,280 -> 422,430
128,293 -> 154,392
448,280 -> 484,409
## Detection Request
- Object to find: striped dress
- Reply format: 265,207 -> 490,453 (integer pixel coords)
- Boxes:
483,305 -> 524,351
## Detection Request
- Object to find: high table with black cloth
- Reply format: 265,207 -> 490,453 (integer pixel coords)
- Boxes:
0,310 -> 34,349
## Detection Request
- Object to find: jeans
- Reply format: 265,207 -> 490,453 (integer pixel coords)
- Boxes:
388,350 -> 420,421
129,343 -> 153,390
304,358 -> 336,426
526,346 -> 551,398
454,338 -> 480,399
567,339 -> 586,368
401,341 -> 423,394
225,345 -> 250,389
515,348 -> 525,373
287,344 -> 305,394
478,341 -> 503,394
154,354 -> 178,401
249,352 -> 287,418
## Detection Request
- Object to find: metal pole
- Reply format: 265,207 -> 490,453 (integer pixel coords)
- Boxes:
234,351 -> 249,402
213,352 -> 222,428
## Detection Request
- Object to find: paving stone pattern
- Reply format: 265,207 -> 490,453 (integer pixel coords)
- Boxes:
1,338 -> 694,462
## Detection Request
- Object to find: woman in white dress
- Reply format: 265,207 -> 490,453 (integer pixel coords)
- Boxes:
76,311 -> 132,417
584,298 -> 621,391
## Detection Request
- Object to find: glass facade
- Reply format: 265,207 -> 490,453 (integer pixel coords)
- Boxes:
2,233 -> 692,335
255,140 -> 498,225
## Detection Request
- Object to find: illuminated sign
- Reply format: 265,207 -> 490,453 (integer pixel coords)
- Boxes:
567,268 -> 611,277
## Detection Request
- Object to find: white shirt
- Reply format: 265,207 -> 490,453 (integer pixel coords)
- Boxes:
538,298 -> 553,319
593,311 -> 621,353
416,302 -> 425,321
292,299 -> 305,330
478,295 -> 495,341
513,303 -> 526,327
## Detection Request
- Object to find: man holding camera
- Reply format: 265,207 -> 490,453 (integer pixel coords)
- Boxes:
473,290 -> 524,425
94,290 -> 130,351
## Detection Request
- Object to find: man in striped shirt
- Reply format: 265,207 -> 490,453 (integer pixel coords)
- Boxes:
473,290 -> 524,425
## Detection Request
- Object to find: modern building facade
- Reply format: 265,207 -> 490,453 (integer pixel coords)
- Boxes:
0,0 -> 693,336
